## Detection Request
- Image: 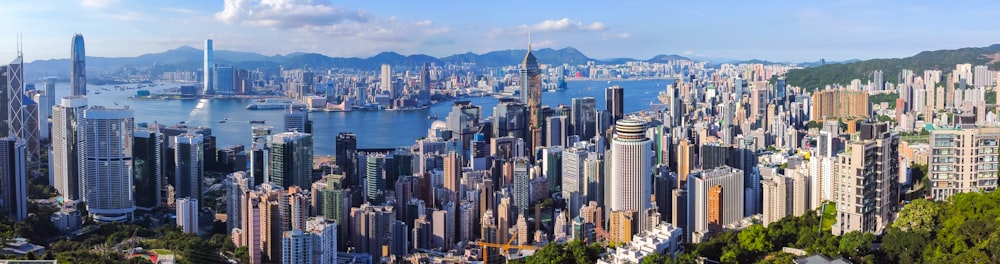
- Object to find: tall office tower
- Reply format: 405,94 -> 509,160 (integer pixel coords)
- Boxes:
677,143 -> 694,190
81,106 -> 135,223
282,230 -> 312,264
365,154 -> 386,204
606,86 -> 624,124
610,118 -> 653,228
761,172 -> 792,227
520,46 -> 542,158
928,126 -> 1000,201
541,147 -> 563,194
284,107 -> 309,133
583,153 -> 605,207
512,158 -> 531,217
496,196 -> 511,247
175,133 -> 204,203
351,203 -> 394,259
0,137 -> 27,221
7,56 -> 37,162
545,116 -> 567,147
872,70 -> 884,91
71,34 -> 87,96
33,93 -> 50,141
305,217 -> 337,264
250,125 -> 273,186
493,99 -> 528,140
469,133 -> 489,170
420,62 -> 431,91
0,65 -> 6,138
176,197 -> 199,234
21,97 -> 39,161
133,127 -> 164,211
335,132 -> 357,186
43,80 -> 56,109
269,132 -> 313,189
380,64 -> 392,94
214,65 -> 234,95
52,96 -> 87,201
687,167 -> 744,243
775,77 -> 787,109
562,147 -> 586,217
445,101 -> 481,151
203,39 -> 214,94
514,213 -> 530,245
832,123 -> 899,235
571,97 -> 598,140
442,152 -> 462,205
390,220 -> 409,256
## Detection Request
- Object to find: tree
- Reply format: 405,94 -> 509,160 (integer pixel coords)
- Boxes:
881,228 -> 928,263
892,199 -> 938,233
839,231 -> 875,259
738,224 -> 773,253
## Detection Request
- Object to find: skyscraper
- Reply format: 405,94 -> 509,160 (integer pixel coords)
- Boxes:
0,136 -> 27,222
284,107 -> 309,133
571,97 -> 597,141
520,46 -> 542,158
269,131 -> 313,189
282,230 -> 312,264
380,64 -> 392,94
545,116 -> 567,147
605,86 -> 624,123
52,96 -> 87,201
365,154 -> 386,204
687,167 -> 744,243
71,34 -> 86,96
81,106 -> 135,223
305,217 -> 337,264
214,65 -> 234,95
203,39 -> 214,94
175,133 -> 204,203
609,119 -> 653,226
8,55 -> 35,161
133,126 -> 164,211
176,197 -> 199,234
832,123 -> 899,235
335,132 -> 357,186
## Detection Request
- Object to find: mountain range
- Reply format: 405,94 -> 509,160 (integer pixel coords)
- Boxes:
21,46 -> 691,80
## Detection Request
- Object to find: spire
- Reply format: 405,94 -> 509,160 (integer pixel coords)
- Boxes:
528,28 -> 532,51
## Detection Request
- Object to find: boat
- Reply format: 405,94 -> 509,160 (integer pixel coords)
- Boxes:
249,120 -> 265,124
428,114 -> 438,120
246,98 -> 307,110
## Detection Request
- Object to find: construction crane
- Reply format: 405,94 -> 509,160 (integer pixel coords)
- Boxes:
473,235 -> 541,264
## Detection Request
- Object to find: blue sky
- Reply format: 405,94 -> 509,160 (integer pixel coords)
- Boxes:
2,0 -> 999,62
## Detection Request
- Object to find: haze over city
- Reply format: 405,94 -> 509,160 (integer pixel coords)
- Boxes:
3,0 -> 1000,62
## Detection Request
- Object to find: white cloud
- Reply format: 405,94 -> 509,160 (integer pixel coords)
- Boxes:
215,0 -> 371,28
80,0 -> 114,8
531,18 -> 607,32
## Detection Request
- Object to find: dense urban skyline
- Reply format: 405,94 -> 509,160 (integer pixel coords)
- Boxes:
3,0 -> 1000,62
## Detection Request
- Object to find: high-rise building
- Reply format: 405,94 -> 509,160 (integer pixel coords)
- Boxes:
520,45 -> 542,157
493,99 -> 528,141
0,137 -> 27,221
445,101 -> 481,151
811,88 -> 869,121
176,197 -> 199,234
269,132 -> 313,189
305,217 -> 337,264
52,96 -> 87,201
282,230 -> 312,264
442,152 -> 462,205
571,97 -> 597,140
133,127 -> 164,211
832,123 -> 899,235
81,106 -> 135,223
71,34 -> 87,96
335,132 -> 357,186
214,65 -> 234,95
33,93 -> 50,142
761,171 -> 792,227
610,119 -> 653,227
545,116 -> 567,147
687,167 -> 744,243
512,158 -> 531,216
365,154 -> 386,204
7,55 -> 37,162
350,203 -> 394,259
928,126 -> 1000,200
284,107 -> 309,133
175,133 -> 204,203
606,86 -> 624,124
203,39 -> 214,94
380,64 -> 392,94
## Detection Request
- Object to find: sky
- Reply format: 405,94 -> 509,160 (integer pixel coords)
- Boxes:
2,0 -> 1000,63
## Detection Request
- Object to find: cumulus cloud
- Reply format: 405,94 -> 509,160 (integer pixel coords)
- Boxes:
215,0 -> 371,28
532,18 -> 607,32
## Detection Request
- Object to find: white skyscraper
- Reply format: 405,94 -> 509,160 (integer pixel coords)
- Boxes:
176,197 -> 199,234
610,118 -> 653,227
203,39 -> 214,94
81,106 -> 135,223
51,96 -> 87,201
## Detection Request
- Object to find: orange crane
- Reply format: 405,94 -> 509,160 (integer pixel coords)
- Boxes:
473,235 -> 541,264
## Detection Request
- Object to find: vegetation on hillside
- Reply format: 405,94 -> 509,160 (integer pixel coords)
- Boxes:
784,44 -> 1000,91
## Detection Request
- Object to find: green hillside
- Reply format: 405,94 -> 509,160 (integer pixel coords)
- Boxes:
784,44 -> 1000,91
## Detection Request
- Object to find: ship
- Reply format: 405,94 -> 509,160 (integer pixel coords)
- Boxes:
246,98 -> 307,110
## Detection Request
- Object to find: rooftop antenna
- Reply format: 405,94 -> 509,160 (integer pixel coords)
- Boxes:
527,28 -> 532,51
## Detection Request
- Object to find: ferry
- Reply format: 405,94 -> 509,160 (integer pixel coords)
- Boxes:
246,98 -> 307,110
